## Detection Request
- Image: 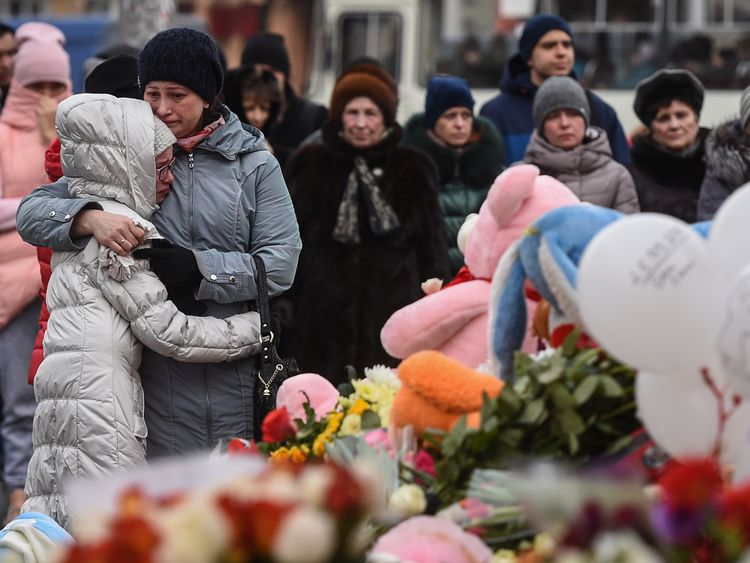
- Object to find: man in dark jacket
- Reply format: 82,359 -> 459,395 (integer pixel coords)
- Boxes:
231,31 -> 328,169
479,13 -> 629,166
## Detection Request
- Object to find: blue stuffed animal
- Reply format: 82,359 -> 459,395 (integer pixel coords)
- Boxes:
489,207 -> 714,382
489,205 -> 624,381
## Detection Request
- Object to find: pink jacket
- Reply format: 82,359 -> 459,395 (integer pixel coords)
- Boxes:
0,79 -> 70,329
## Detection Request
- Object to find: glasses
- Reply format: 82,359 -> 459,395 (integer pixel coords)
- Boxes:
156,157 -> 176,182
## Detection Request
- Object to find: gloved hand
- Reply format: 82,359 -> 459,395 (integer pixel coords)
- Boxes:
169,285 -> 207,316
133,239 -> 202,293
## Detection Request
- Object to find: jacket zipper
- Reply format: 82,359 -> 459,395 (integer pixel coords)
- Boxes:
188,151 -> 212,447
188,152 -> 195,247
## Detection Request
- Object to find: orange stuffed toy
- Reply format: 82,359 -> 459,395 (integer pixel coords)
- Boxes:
391,350 -> 503,437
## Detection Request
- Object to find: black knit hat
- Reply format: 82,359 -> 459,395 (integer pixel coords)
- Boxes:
241,32 -> 290,78
138,27 -> 224,103
85,54 -> 140,99
633,69 -> 704,126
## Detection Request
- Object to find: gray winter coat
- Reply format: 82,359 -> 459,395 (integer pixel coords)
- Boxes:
15,106 -> 302,458
523,127 -> 640,213
697,119 -> 750,220
23,95 -> 266,528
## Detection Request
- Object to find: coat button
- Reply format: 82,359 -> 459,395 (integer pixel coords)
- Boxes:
64,214 -> 71,220
49,211 -> 56,217
210,274 -> 217,281
229,275 -> 236,284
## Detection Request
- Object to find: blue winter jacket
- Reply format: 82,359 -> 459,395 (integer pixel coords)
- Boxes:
479,54 -> 630,166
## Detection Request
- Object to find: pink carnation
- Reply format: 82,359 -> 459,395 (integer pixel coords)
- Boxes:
370,516 -> 492,563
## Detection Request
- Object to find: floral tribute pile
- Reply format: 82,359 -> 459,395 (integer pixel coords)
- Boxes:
56,461 -> 380,563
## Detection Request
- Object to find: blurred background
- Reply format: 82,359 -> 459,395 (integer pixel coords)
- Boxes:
6,0 -> 750,130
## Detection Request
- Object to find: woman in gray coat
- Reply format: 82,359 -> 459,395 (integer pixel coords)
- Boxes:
25,94 -> 266,529
15,29 -> 302,458
523,76 -> 640,214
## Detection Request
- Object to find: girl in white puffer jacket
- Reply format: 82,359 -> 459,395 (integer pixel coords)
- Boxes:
23,94 -> 264,530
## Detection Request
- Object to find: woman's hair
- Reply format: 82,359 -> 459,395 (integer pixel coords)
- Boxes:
240,66 -> 282,130
241,66 -> 282,106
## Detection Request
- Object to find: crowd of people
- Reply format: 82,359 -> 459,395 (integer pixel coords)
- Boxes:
0,11 -> 748,532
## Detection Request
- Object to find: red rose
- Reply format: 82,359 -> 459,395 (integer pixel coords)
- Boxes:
658,458 -> 723,511
227,437 -> 260,456
261,408 -> 296,443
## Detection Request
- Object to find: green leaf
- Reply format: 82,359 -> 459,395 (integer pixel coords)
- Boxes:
573,375 -> 599,405
480,392 -> 495,423
518,398 -> 546,426
442,415 -> 468,457
498,428 -> 524,448
497,386 -> 523,418
605,433 -> 634,455
569,348 -> 601,375
481,415 -> 500,434
599,375 -> 625,398
548,382 -> 577,409
536,353 -> 565,384
555,409 -> 586,436
567,432 -> 580,455
562,328 -> 583,356
360,409 -> 381,430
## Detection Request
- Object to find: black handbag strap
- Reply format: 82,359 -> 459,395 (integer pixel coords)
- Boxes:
253,255 -> 274,367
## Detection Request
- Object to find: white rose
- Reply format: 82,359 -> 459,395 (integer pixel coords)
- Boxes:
155,498 -> 229,563
272,507 -> 336,563
298,465 -> 334,507
388,484 -> 427,517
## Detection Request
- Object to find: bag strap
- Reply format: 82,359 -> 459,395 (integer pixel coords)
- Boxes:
253,254 -> 274,366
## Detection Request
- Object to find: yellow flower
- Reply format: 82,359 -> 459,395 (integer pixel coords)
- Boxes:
352,380 -> 379,403
325,412 -> 344,434
312,431 -> 332,457
348,398 -> 369,416
270,447 -> 291,463
491,550 -> 518,563
339,414 -> 362,437
289,446 -> 307,464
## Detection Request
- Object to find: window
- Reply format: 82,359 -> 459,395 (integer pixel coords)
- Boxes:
338,13 -> 401,81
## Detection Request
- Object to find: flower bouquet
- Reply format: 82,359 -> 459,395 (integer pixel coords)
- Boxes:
57,459 -> 382,563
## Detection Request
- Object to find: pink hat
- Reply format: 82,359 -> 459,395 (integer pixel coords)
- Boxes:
13,22 -> 71,87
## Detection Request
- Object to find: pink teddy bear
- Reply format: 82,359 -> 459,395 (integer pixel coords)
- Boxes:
380,164 -> 579,368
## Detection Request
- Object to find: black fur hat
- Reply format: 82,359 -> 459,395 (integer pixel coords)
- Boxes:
634,69 -> 705,126
138,28 -> 224,103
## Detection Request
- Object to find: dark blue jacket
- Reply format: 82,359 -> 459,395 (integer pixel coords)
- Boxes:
479,54 -> 630,166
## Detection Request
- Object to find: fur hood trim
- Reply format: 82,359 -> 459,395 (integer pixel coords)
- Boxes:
705,119 -> 750,187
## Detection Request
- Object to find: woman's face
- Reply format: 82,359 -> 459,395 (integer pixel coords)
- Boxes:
144,81 -> 207,139
155,146 -> 175,204
649,100 -> 699,151
341,96 -> 386,149
542,108 -> 586,150
433,106 -> 473,147
26,81 -> 66,97
242,94 -> 271,130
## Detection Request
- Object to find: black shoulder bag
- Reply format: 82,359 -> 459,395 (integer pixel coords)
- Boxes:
253,255 -> 300,439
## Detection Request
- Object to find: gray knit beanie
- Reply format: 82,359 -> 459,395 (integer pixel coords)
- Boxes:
153,116 -> 176,156
741,85 -> 750,129
533,76 -> 590,132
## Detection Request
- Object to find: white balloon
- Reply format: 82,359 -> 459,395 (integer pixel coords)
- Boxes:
708,182 -> 750,285
636,369 -> 719,459
715,264 -> 750,399
578,213 -> 714,373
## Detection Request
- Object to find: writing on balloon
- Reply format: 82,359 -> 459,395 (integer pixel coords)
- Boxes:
628,227 -> 696,288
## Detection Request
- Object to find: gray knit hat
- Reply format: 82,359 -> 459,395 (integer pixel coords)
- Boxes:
153,116 -> 176,156
741,85 -> 750,129
533,76 -> 589,132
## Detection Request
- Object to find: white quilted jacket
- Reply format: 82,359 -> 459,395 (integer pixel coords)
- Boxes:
23,95 -> 263,529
